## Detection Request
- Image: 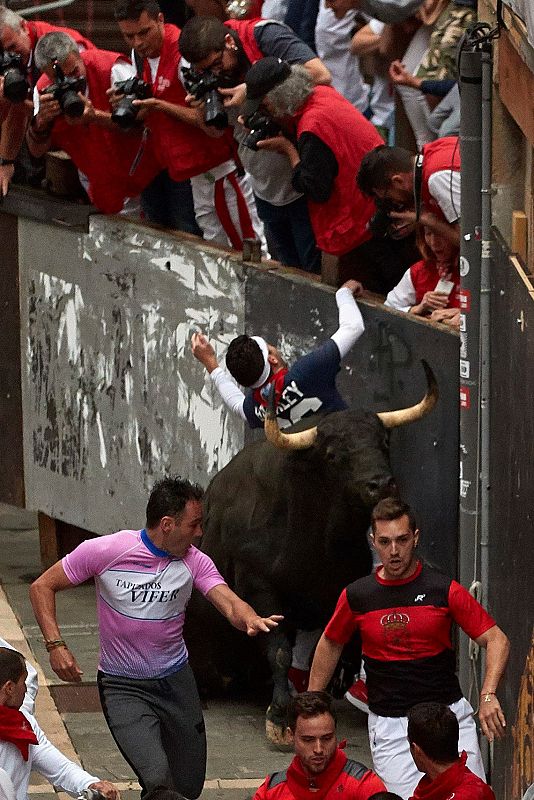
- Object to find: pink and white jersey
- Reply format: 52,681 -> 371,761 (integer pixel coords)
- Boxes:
62,529 -> 226,679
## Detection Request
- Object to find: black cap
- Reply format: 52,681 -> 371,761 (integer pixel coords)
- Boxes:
242,57 -> 291,118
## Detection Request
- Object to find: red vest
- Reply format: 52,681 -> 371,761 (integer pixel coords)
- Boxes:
410,259 -> 460,308
36,49 -> 160,213
294,85 -> 382,256
224,19 -> 265,63
421,136 -> 461,222
141,24 -> 234,181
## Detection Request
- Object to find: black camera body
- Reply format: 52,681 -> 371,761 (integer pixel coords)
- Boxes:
241,110 -> 281,151
42,61 -> 86,118
182,66 -> 228,130
369,199 -> 411,240
0,49 -> 29,103
111,76 -> 152,130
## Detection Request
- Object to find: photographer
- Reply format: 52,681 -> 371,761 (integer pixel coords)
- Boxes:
357,139 -> 461,248
0,7 -> 95,196
179,15 -> 331,271
27,32 -> 160,214
113,0 -> 265,251
237,58 -> 413,291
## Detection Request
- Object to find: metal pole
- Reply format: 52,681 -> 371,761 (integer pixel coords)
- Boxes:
479,41 -> 493,772
458,46 -> 483,698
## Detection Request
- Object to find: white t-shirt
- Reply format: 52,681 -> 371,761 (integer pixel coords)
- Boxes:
427,170 -> 461,223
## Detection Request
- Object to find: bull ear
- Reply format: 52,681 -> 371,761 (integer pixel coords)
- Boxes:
264,383 -> 318,450
377,360 -> 438,429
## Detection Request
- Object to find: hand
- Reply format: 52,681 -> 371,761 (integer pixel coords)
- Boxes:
218,83 -> 247,108
65,94 -> 96,126
0,163 -> 15,197
36,92 -> 62,128
49,645 -> 83,683
106,86 -> 122,111
419,291 -> 450,312
341,279 -> 364,297
88,781 -> 121,800
430,307 -> 460,328
246,614 -> 284,637
389,60 -> 420,89
479,695 -> 506,742
388,208 -> 417,238
191,332 -> 219,372
256,135 -> 293,156
184,92 -> 204,108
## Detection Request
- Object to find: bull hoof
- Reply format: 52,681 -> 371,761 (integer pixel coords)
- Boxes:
265,717 -> 293,750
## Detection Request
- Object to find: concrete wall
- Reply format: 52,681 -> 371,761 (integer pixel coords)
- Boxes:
14,212 -> 460,574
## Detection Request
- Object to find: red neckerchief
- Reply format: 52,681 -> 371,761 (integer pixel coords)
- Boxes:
411,751 -> 469,800
286,746 -> 348,800
252,368 -> 289,409
0,706 -> 38,761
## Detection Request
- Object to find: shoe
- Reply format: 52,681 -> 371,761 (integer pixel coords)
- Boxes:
288,667 -> 310,695
344,678 -> 369,713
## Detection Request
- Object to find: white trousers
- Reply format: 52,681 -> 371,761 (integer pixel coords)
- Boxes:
395,26 -> 435,148
190,161 -> 267,255
368,696 -> 486,799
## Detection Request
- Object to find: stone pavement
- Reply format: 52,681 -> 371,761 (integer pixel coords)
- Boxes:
0,504 -> 371,800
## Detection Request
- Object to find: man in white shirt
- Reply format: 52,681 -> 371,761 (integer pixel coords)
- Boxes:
0,648 -> 119,800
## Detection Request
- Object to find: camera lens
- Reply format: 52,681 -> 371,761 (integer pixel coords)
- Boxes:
61,90 -> 85,118
3,69 -> 27,103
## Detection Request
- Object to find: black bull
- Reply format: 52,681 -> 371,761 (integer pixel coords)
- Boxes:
185,361 -> 437,744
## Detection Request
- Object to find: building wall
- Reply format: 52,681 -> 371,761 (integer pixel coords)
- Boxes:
14,214 -> 460,574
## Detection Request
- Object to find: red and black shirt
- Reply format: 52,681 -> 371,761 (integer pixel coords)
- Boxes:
324,561 -> 495,717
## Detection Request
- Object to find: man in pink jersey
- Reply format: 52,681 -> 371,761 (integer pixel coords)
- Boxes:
29,477 -> 282,800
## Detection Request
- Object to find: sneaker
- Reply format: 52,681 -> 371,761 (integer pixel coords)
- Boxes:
288,667 -> 310,695
344,679 -> 369,713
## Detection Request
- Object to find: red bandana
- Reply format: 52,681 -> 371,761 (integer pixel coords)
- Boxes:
0,706 -> 38,761
286,746 -> 348,800
252,368 -> 289,409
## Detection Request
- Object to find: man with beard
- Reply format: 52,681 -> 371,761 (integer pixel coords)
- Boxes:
309,497 -> 510,799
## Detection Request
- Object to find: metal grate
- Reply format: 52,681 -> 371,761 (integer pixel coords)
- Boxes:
49,683 -> 102,713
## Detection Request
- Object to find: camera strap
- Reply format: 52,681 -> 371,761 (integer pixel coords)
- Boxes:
414,153 -> 424,223
133,50 -> 144,80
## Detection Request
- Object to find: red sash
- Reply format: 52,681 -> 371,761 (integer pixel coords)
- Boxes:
0,707 -> 38,761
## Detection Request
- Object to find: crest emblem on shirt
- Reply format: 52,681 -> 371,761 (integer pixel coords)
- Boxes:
380,611 -> 410,646
157,76 -> 171,93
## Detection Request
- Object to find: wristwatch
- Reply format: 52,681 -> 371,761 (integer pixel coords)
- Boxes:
481,692 -> 496,703
0,158 -> 15,166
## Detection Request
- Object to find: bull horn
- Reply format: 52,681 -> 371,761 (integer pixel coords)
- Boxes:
264,383 -> 318,450
377,360 -> 438,429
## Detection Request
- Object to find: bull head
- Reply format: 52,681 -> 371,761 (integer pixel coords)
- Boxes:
264,360 -> 438,450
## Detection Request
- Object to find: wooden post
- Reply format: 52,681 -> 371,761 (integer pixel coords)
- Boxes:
38,513 -> 59,571
512,211 -> 528,264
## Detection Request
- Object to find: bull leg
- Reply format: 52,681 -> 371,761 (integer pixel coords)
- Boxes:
261,626 -> 294,749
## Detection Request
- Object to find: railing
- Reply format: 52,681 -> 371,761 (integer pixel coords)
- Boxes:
7,0 -> 76,16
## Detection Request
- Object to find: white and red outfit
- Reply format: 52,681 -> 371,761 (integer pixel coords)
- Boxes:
385,258 -> 460,313
26,20 -> 94,86
420,136 -> 461,224
409,752 -> 496,800
323,561 -> 492,798
135,23 -> 264,250
293,85 -> 383,256
254,746 -> 386,800
0,706 -> 98,800
35,49 -> 160,213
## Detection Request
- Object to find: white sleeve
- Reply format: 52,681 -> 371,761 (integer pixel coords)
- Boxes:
330,287 -> 365,359
32,85 -> 40,116
28,714 -> 99,796
0,768 -> 16,800
209,367 -> 247,421
368,18 -> 385,33
427,170 -> 461,223
111,59 -> 136,85
384,268 -> 416,312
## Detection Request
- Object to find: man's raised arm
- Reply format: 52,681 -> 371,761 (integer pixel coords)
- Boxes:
308,634 -> 344,690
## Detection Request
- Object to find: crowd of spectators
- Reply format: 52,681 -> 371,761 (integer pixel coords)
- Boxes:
0,0 -> 468,325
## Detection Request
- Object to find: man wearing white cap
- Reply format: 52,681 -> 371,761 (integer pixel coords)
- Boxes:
191,279 -> 364,429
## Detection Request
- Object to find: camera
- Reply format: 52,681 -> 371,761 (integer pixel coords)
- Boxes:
369,199 -> 411,240
241,110 -> 281,151
182,66 -> 228,130
0,48 -> 29,103
111,76 -> 152,130
41,61 -> 86,118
